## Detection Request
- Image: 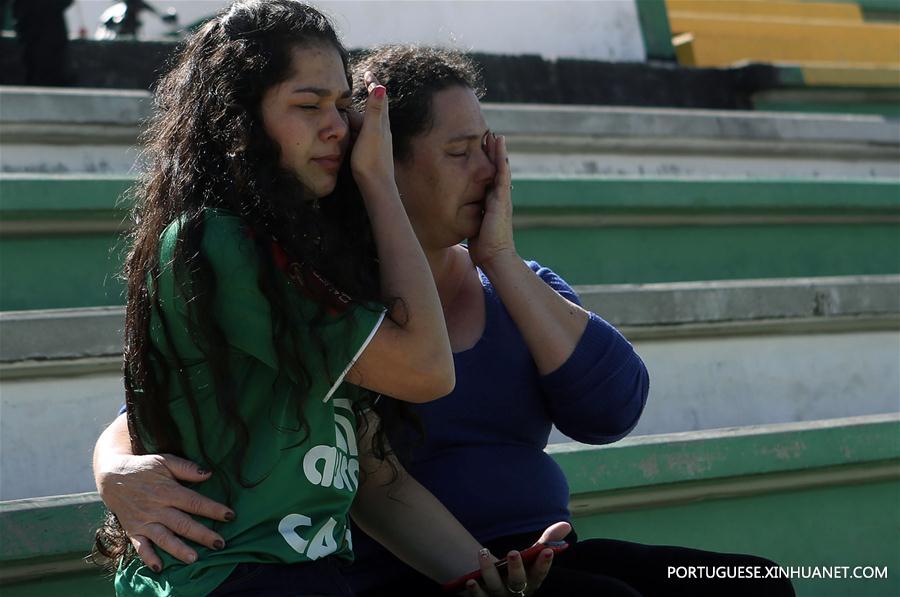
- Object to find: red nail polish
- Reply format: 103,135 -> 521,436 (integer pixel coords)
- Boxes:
373,86 -> 386,99
151,564 -> 161,573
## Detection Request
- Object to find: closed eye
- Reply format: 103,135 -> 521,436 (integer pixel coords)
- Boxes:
447,151 -> 467,158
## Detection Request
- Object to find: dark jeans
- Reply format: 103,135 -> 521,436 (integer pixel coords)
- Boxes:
356,530 -> 796,597
209,557 -> 355,597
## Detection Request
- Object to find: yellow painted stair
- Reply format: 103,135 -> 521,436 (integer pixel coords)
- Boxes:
666,0 -> 900,70
666,0 -> 863,21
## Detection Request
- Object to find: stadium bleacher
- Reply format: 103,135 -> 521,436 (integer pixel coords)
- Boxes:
1,2 -> 898,594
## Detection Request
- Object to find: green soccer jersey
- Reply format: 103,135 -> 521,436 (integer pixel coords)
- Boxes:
116,209 -> 385,596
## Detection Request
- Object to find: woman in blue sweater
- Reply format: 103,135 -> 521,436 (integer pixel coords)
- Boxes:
93,44 -> 793,597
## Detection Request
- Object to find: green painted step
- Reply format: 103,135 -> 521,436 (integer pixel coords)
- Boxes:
853,0 -> 900,20
1,415 -> 897,596
2,175 -> 898,310
550,416 -> 900,597
635,0 -> 676,61
3,176 -> 899,216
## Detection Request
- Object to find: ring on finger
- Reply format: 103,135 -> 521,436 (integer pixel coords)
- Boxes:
505,580 -> 527,597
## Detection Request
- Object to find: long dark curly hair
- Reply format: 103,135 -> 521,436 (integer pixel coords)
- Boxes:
94,0 -> 403,567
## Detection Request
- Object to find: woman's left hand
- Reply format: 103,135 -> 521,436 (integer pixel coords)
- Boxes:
467,132 -> 517,270
462,522 -> 571,596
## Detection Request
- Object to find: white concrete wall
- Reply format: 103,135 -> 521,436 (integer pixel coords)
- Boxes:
4,329 -> 899,499
6,87 -> 899,177
628,331 -> 900,436
11,139 -> 900,179
508,150 -> 900,179
548,330 -> 900,443
1,143 -> 140,174
65,0 -> 646,61
0,372 -> 123,500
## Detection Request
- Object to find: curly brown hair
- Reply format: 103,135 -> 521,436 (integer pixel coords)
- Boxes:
94,0 -> 402,569
352,45 -> 485,162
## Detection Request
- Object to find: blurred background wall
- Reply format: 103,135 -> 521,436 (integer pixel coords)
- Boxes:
62,0 -> 648,60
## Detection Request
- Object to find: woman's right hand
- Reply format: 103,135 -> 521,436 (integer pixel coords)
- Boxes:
459,522 -> 571,596
95,452 -> 233,571
349,71 -> 395,191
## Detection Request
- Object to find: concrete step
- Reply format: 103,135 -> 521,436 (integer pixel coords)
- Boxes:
2,276 -> 897,501
3,276 -> 897,365
2,414 -> 897,595
2,174 -> 898,311
3,86 -> 899,178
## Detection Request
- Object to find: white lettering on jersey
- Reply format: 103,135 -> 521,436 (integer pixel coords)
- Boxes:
306,517 -> 339,560
301,400 -> 359,492
303,445 -> 337,487
347,457 -> 359,490
277,513 -> 311,554
333,399 -> 358,456
278,514 -> 343,560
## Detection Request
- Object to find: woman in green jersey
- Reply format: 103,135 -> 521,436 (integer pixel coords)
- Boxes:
93,1 -> 566,595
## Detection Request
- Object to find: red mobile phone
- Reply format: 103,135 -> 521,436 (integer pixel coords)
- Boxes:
442,541 -> 569,593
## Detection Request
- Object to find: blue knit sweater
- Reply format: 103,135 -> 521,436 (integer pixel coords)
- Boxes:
348,261 -> 649,584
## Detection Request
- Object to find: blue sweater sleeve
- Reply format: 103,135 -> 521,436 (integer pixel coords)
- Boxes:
529,262 -> 649,444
